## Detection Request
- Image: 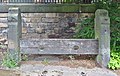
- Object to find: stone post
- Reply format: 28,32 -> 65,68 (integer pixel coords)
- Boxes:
95,9 -> 110,67
8,7 -> 22,62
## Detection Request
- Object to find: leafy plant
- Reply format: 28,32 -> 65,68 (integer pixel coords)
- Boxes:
2,51 -> 19,68
21,54 -> 28,61
63,0 -> 73,3
73,17 -> 95,39
108,51 -> 120,70
41,58 -> 49,65
63,0 -> 80,3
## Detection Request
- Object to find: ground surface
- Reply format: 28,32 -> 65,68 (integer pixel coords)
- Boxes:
19,64 -> 117,76
20,55 -> 120,76
0,54 -> 120,76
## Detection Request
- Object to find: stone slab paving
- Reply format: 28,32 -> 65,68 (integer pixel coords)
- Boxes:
19,64 -> 117,76
28,56 -> 62,62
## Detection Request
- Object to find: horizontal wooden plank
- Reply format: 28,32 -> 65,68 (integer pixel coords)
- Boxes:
20,39 -> 98,54
0,4 -> 96,13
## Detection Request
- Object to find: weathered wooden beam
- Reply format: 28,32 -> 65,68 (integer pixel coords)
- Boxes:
8,7 -> 22,62
0,4 -> 96,13
95,9 -> 110,67
20,39 -> 98,54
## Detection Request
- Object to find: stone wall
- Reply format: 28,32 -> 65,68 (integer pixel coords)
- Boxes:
22,13 -> 93,39
0,13 -> 93,52
22,13 -> 79,39
0,13 -> 8,52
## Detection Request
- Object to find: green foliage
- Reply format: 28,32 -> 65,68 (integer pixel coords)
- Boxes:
21,54 -> 28,61
63,0 -> 79,3
63,0 -> 73,3
108,51 -> 120,70
41,58 -> 49,65
2,51 -> 19,68
73,17 -> 95,39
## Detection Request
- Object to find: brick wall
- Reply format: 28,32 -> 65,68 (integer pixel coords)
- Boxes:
21,13 -> 79,39
0,13 -> 93,51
